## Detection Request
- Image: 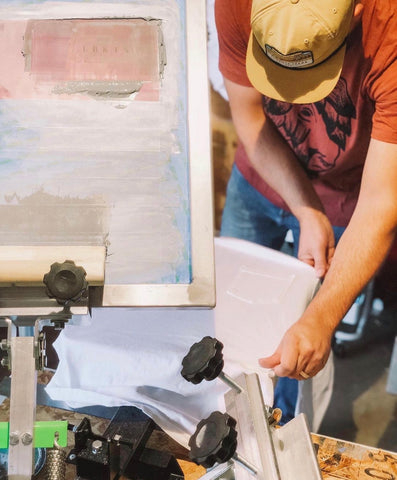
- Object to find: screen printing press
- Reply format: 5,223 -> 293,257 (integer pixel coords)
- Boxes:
0,0 -> 214,476
0,1 -> 396,479
1,236 -> 396,480
0,332 -> 396,480
0,231 -> 331,480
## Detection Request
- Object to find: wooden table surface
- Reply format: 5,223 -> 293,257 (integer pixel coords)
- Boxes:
311,433 -> 397,480
1,393 -> 396,479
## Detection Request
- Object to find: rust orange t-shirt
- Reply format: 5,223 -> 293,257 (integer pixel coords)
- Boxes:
215,0 -> 397,227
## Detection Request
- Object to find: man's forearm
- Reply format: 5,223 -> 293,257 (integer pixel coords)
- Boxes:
302,221 -> 396,336
300,137 -> 397,333
259,202 -> 397,379
224,79 -> 336,275
250,119 -> 327,220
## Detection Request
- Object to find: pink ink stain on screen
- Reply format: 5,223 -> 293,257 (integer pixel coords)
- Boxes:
0,18 -> 162,101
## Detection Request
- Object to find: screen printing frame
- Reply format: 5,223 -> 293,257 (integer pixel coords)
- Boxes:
96,0 -> 215,308
0,0 -> 215,312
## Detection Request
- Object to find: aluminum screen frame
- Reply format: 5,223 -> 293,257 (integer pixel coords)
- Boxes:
0,0 -> 215,309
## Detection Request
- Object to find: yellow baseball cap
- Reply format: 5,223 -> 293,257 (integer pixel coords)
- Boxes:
246,0 -> 355,103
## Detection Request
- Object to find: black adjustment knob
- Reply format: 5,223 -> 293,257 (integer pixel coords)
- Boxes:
43,260 -> 88,305
181,336 -> 224,384
189,411 -> 237,468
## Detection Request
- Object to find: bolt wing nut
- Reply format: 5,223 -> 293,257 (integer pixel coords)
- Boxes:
43,260 -> 88,305
189,411 -> 237,468
181,336 -> 224,384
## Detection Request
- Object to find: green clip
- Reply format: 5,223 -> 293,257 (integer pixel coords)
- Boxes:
0,421 -> 67,448
34,421 -> 68,448
0,422 -> 9,449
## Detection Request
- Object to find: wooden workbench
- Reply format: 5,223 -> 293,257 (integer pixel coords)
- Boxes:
1,397 -> 396,480
0,368 -> 396,480
311,433 -> 397,480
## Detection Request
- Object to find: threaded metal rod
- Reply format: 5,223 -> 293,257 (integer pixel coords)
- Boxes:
218,371 -> 243,393
46,448 -> 66,480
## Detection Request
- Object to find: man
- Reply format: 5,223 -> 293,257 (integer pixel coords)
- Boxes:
215,0 -> 397,421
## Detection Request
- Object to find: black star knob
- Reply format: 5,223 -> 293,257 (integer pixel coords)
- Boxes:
43,260 -> 88,305
181,336 -> 224,384
189,411 -> 238,469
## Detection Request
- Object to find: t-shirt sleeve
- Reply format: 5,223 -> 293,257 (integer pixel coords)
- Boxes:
363,1 -> 397,144
370,62 -> 397,144
214,0 -> 253,87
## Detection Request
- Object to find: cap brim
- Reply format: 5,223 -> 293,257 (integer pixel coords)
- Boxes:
246,32 -> 345,104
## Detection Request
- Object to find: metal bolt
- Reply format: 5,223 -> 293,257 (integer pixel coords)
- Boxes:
233,452 -> 258,476
69,453 -> 76,461
21,433 -> 33,445
1,357 -> 9,368
9,432 -> 19,446
218,371 -> 243,394
92,439 -> 103,454
266,407 -> 282,425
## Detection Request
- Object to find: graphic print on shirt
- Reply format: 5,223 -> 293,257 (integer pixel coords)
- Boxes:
263,78 -> 356,177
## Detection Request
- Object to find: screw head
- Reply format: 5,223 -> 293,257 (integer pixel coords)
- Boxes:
21,433 -> 33,445
91,439 -> 103,454
1,357 -> 9,368
9,432 -> 19,446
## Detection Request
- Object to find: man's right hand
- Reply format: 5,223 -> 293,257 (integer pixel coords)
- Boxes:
259,315 -> 333,379
297,208 -> 335,278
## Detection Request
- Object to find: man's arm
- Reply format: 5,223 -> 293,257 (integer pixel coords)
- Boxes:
224,78 -> 335,276
260,138 -> 397,378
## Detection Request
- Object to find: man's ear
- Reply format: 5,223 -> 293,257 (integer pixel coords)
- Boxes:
351,2 -> 364,31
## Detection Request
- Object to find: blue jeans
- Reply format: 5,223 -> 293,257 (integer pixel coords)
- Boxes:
220,164 -> 345,423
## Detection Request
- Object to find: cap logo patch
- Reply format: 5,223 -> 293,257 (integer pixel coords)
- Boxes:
265,44 -> 314,69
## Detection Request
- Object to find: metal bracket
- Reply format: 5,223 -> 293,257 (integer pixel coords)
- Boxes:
386,336 -> 397,395
199,463 -> 236,480
224,373 -> 322,480
0,421 -> 67,449
0,318 -> 13,370
0,315 -> 70,479
7,334 -> 37,478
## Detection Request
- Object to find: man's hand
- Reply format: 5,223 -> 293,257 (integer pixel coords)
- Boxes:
297,209 -> 335,278
258,318 -> 333,379
259,211 -> 335,379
